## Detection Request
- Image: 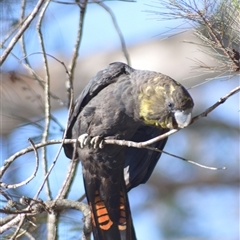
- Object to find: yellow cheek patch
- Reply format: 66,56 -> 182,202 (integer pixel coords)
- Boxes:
139,95 -> 162,126
139,98 -> 155,124
139,98 -> 153,116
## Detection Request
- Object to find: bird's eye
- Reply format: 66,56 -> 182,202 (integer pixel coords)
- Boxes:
167,102 -> 174,108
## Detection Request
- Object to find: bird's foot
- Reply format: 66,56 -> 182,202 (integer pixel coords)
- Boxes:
78,134 -> 104,149
90,136 -> 105,149
78,133 -> 90,148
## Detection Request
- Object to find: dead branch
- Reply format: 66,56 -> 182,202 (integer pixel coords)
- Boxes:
1,85 -> 239,186
0,139 -> 39,189
0,0 -> 46,65
95,0 -> 131,65
0,198 -> 91,240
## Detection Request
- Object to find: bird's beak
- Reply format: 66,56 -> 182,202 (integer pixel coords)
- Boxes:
174,109 -> 192,128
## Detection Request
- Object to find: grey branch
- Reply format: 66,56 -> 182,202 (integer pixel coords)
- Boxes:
0,0 -> 46,65
1,85 -> 239,183
0,199 -> 91,240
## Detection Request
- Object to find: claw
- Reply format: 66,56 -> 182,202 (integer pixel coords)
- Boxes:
78,133 -> 90,148
78,134 -> 104,149
90,136 -> 105,149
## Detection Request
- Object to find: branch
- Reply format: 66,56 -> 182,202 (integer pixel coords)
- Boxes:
0,215 -> 23,234
67,0 -> 88,108
35,2 -> 55,238
10,214 -> 25,240
55,0 -> 89,200
37,0 -> 52,202
145,0 -> 240,73
0,199 -> 91,239
1,85 -> 239,181
105,86 -> 240,147
191,85 -> 240,122
19,0 -> 28,64
95,0 -> 131,65
0,0 -> 46,65
0,139 -> 39,189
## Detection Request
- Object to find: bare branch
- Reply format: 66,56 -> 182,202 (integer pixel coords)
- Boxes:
104,85 -> 240,147
55,0 -> 88,200
95,0 -> 131,65
140,145 -> 226,170
56,158 -> 79,199
0,0 -> 46,65
34,84 -> 75,201
48,199 -> 91,240
19,0 -> 28,64
1,85 -> 239,181
67,0 -> 88,108
0,139 -> 39,189
47,213 -> 57,240
191,85 -> 240,121
0,215 -> 23,234
0,199 -> 91,239
55,105 -> 79,200
10,214 -> 25,240
36,0 -> 52,202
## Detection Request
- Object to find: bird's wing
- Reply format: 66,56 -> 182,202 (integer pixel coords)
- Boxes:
64,62 -> 134,159
124,126 -> 168,191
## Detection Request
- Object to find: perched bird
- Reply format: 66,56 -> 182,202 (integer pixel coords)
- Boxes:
64,62 -> 194,240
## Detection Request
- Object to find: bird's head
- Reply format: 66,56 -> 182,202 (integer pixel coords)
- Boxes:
138,74 -> 194,129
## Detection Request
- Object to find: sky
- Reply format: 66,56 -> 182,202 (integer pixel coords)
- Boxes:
1,0 -> 239,239
2,0 -> 182,70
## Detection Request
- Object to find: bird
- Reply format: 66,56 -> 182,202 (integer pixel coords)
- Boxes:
63,62 -> 194,240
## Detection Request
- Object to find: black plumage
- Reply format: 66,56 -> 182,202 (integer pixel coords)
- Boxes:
64,62 -> 194,240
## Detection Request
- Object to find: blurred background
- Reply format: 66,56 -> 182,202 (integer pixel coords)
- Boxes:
1,0 -> 239,239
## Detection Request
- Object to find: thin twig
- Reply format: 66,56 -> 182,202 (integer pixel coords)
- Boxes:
0,139 -> 39,189
55,0 -> 89,200
15,228 -> 36,240
10,215 -> 25,240
191,85 -> 240,122
19,0 -> 28,63
1,85 -> 239,181
0,0 -> 46,65
33,90 -> 74,201
56,158 -> 79,199
143,145 -> 226,170
145,0 -> 240,73
36,0 -> 52,201
67,0 -> 88,108
33,143 -> 65,200
104,85 -> 240,147
0,20 -> 23,48
0,199 -> 91,236
56,88 -> 78,200
95,0 -> 131,65
0,139 -> 73,179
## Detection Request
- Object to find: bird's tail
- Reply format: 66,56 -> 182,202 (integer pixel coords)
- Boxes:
85,181 -> 137,240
